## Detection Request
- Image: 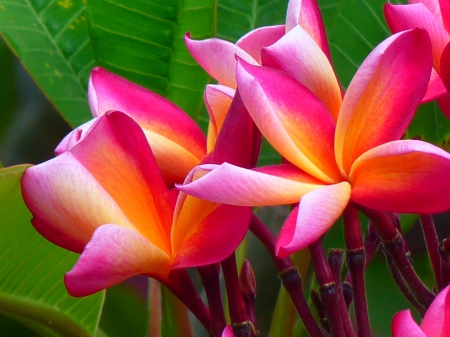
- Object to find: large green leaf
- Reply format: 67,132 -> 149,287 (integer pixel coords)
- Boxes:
0,165 -> 104,336
87,0 -> 215,123
0,0 -> 95,127
217,0 -> 288,42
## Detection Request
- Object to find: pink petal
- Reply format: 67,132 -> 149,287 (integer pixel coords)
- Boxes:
437,91 -> 450,118
171,198 -> 251,268
89,67 -> 206,185
178,163 -> 325,206
391,310 -> 426,337
384,3 -> 450,73
335,29 -> 432,174
285,0 -> 331,60
236,59 -> 341,183
184,34 -> 258,88
276,182 -> 351,257
349,140 -> 450,214
236,25 -> 285,63
440,41 -> 450,91
204,85 -> 235,152
54,118 -> 98,155
262,25 -> 342,122
65,225 -> 171,297
221,326 -> 235,337
423,69 -> 447,102
421,285 -> 450,336
210,89 -> 261,169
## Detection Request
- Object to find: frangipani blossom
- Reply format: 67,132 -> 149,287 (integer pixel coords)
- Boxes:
385,0 -> 450,117
180,28 -> 450,257
21,111 -> 251,297
392,285 -> 450,336
57,67 -> 207,186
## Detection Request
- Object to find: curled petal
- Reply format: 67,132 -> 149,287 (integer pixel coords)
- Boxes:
236,59 -> 340,183
421,285 -> 450,336
89,67 -> 206,184
236,25 -> 285,63
285,0 -> 331,59
349,140 -> 450,214
55,118 -> 98,155
384,3 -> 450,73
335,29 -> 432,174
262,25 -> 342,121
184,34 -> 258,88
65,225 -> 171,297
276,182 -> 351,257
391,310 -> 426,337
178,163 -> 324,206
204,85 -> 235,152
423,69 -> 447,102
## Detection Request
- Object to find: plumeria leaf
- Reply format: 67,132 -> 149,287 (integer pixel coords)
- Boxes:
217,0 -> 289,42
0,0 -> 95,127
87,0 -> 215,122
0,165 -> 105,336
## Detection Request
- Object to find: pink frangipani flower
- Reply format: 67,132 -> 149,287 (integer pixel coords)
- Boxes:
385,0 -> 450,117
180,28 -> 450,257
392,285 -> 450,336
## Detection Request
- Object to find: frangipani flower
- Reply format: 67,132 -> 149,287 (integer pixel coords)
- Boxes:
385,0 -> 450,117
392,285 -> 450,336
21,111 -> 251,297
180,28 -> 450,257
57,67 -> 207,186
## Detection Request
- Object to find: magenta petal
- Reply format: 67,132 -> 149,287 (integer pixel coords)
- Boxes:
184,34 -> 258,88
437,92 -> 450,118
391,310 -> 426,337
421,285 -> 450,336
440,42 -> 450,92
65,225 -> 171,297
55,118 -> 98,155
236,25 -> 285,63
285,0 -> 331,60
276,182 -> 351,257
423,69 -> 447,102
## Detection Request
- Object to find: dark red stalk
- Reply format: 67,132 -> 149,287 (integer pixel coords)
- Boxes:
439,238 -> 450,288
343,205 -> 370,337
198,265 -> 227,337
167,269 -> 211,331
359,207 -> 435,308
250,214 -> 326,337
239,260 -> 258,333
221,253 -> 250,337
328,249 -> 356,337
419,215 -> 442,291
309,240 -> 345,337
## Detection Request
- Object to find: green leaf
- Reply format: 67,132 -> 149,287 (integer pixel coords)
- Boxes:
87,0 -> 215,123
0,0 -> 95,127
0,165 -> 104,337
217,0 -> 289,42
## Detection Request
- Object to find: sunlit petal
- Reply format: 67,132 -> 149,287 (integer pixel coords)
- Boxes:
184,34 -> 258,88
285,0 -> 331,59
335,29 -> 432,174
262,25 -> 342,121
236,25 -> 285,63
88,67 -> 206,184
204,85 -> 235,152
391,310 -> 426,337
236,59 -> 340,182
349,140 -> 450,214
276,182 -> 351,257
384,3 -> 450,73
65,225 -> 171,297
178,163 -> 324,206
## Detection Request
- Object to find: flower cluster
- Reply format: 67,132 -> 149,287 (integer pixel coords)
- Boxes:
19,0 -> 450,335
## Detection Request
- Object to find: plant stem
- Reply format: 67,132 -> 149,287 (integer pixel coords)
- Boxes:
250,214 -> 326,337
343,205 -> 370,337
199,265 -> 227,337
309,240 -> 345,337
419,215 -> 442,291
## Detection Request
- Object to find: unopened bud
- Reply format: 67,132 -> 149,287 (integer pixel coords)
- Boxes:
239,259 -> 256,298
